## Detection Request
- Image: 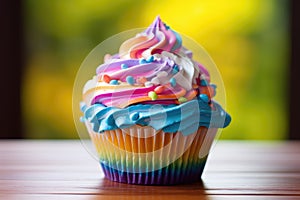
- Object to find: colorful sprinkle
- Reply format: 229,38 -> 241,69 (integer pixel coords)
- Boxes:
121,64 -> 128,69
200,86 -> 214,98
137,77 -> 147,84
139,58 -> 147,64
126,76 -> 135,85
200,94 -> 209,103
103,74 -> 111,83
130,112 -> 140,121
164,23 -> 170,30
201,80 -> 208,86
154,85 -> 165,94
170,77 -> 176,87
172,65 -> 179,74
192,84 -> 199,89
146,55 -> 154,63
139,56 -> 155,64
178,97 -> 187,103
148,91 -> 158,100
109,80 -> 119,85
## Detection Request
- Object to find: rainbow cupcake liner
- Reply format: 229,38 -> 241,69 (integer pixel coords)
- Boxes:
86,123 -> 217,185
100,155 -> 207,185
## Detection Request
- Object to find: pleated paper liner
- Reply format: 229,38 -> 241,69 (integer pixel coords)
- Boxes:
86,123 -> 217,185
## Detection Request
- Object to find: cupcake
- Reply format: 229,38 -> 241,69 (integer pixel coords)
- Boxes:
80,16 -> 231,185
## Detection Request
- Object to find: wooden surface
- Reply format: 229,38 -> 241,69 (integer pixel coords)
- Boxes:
0,140 -> 300,200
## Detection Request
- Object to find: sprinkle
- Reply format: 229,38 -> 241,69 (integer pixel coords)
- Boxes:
148,91 -> 158,100
146,55 -> 154,63
154,85 -> 165,94
170,78 -> 176,87
164,23 -> 170,30
157,71 -> 168,77
137,77 -> 147,84
109,80 -> 119,85
200,94 -> 209,103
130,112 -> 140,121
151,77 -> 160,85
121,64 -> 128,69
103,74 -> 111,83
201,79 -> 208,86
192,84 -> 199,89
144,81 -> 153,87
126,76 -> 135,85
200,86 -> 213,98
178,97 -> 187,103
139,56 -> 155,64
139,58 -> 147,64
172,64 -> 179,74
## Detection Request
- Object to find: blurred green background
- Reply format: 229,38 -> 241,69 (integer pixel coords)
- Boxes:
22,0 -> 290,139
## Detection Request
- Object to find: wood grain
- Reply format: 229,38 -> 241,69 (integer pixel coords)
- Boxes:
0,140 -> 300,200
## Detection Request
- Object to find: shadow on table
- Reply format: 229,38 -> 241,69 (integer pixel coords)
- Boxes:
90,178 -> 213,200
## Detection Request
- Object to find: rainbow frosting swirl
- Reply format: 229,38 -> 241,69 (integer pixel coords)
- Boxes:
81,16 -> 231,135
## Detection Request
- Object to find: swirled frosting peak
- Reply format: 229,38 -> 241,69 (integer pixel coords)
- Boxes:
81,16 -> 231,134
83,16 -> 215,109
119,16 -> 182,59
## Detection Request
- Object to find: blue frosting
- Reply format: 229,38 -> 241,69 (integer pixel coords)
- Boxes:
81,97 -> 231,136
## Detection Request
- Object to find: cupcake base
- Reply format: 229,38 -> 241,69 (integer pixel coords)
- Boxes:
87,123 -> 217,185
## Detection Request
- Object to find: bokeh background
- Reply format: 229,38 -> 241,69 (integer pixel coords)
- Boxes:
21,0 -> 289,139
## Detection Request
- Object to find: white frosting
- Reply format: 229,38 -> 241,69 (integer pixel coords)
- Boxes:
160,51 -> 200,90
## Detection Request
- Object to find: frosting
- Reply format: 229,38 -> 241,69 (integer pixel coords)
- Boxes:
80,96 -> 231,136
83,16 -> 211,108
81,16 -> 231,135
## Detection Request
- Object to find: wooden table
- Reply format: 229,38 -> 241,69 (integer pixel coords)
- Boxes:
0,140 -> 299,200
